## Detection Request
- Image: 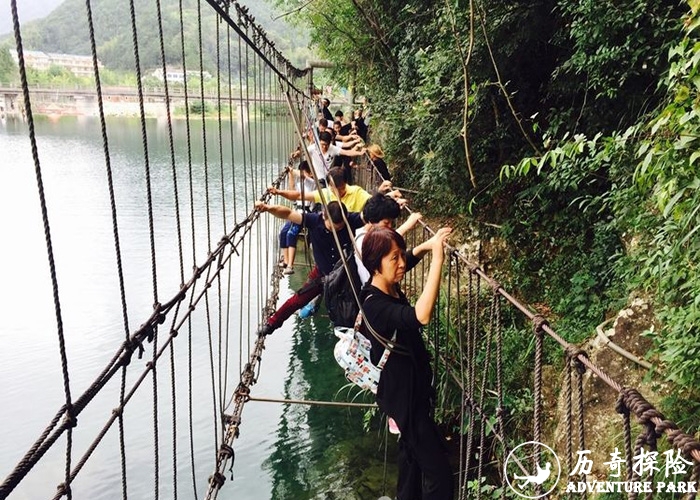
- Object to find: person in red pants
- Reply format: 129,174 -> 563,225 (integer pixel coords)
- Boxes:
254,200 -> 364,336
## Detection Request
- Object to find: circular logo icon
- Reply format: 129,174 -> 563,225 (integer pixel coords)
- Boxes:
504,441 -> 561,499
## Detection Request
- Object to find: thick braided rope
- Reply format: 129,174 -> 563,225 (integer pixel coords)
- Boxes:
214,21 -> 228,439
565,350 -> 573,474
462,271 -> 479,499
8,3 -> 74,498
83,0 -> 132,497
615,394 -> 634,481
154,0 -> 185,496
452,258 -> 469,500
532,315 -> 546,496
177,2 -> 198,496
126,0 -> 161,494
493,293 -> 506,500
474,287 -> 499,500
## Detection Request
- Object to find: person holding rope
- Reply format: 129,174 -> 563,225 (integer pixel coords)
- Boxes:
255,200 -> 365,337
307,131 -> 365,181
270,167 -> 404,213
278,160 -> 317,275
366,144 -> 392,182
360,226 -> 454,500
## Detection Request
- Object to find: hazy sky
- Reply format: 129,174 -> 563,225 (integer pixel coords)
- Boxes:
1,0 -> 65,36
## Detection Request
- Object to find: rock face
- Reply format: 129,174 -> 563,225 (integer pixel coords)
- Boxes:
550,298 -> 668,479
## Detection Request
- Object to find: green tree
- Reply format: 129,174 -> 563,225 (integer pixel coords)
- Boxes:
0,45 -> 18,84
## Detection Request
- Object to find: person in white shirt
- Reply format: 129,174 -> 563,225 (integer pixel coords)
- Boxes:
307,131 -> 365,180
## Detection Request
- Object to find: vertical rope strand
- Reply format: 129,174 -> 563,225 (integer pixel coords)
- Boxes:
154,0 -> 184,496
10,3 -> 74,498
84,1 -> 131,497
125,1 -> 160,494
178,1 -> 199,496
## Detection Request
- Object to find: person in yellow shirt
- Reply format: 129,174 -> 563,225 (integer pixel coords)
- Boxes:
270,167 -> 372,212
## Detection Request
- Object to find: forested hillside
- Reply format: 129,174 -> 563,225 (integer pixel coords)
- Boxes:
277,0 -> 700,430
2,0 -> 310,72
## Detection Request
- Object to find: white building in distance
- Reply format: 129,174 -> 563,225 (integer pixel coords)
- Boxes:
9,50 -> 102,77
150,67 -> 212,84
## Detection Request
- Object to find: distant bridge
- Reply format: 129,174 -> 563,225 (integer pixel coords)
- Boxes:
0,84 -> 286,119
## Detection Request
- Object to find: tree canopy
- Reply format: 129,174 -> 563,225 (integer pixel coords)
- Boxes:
2,0 -> 311,73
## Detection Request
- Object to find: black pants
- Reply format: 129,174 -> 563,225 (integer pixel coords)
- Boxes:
396,411 -> 454,500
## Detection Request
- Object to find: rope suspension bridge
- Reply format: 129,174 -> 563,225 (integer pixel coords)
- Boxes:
2,1 -> 699,499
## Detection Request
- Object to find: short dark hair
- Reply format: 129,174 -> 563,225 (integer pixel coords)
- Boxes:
361,227 -> 407,276
362,193 -> 400,223
322,98 -> 330,106
334,110 -> 344,117
299,160 -> 311,174
327,167 -> 346,188
325,201 -> 348,225
319,131 -> 333,144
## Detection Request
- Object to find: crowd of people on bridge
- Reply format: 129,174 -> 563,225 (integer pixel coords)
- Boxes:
254,97 -> 455,500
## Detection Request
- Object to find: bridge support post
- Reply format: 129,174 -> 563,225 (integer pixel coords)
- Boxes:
305,60 -> 334,100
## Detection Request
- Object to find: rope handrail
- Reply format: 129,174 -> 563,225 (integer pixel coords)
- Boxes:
394,206 -> 700,466
406,207 -> 700,462
204,0 -> 308,93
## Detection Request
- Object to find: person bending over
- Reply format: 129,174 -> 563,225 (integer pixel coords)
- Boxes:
255,200 -> 364,336
360,226 -> 454,500
270,167 -> 404,214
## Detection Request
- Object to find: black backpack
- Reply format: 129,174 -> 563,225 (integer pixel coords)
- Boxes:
323,247 -> 363,328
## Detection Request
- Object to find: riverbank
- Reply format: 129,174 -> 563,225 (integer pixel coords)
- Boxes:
0,86 -> 289,120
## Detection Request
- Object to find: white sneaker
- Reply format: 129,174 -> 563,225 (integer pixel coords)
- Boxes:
283,267 -> 295,275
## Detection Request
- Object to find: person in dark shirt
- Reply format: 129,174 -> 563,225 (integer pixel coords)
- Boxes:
255,200 -> 364,336
360,226 -> 454,500
367,144 -> 392,182
352,108 -> 368,141
320,97 -> 334,122
334,109 -> 353,135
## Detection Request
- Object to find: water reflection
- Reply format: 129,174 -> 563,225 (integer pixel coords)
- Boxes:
266,294 -> 399,499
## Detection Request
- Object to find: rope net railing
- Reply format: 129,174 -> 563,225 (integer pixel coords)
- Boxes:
4,0 -> 700,499
4,0 -> 307,498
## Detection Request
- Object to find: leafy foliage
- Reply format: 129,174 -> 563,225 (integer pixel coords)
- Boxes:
0,44 -> 18,84
500,5 -> 700,423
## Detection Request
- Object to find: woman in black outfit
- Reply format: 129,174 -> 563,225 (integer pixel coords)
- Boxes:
360,226 -> 454,500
